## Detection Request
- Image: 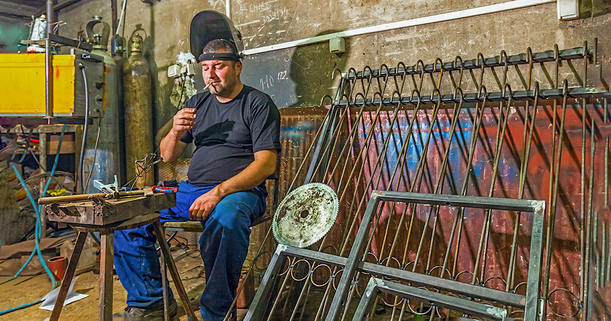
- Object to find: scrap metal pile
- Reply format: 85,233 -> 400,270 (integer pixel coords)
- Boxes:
243,40 -> 611,320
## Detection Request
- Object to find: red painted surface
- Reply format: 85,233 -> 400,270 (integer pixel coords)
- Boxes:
276,102 -> 611,319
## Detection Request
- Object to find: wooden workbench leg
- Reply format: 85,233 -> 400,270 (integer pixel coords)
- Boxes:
161,248 -> 169,321
99,232 -> 114,320
152,220 -> 198,321
49,231 -> 87,321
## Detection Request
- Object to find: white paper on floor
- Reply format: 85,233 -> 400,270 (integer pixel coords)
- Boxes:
40,276 -> 88,311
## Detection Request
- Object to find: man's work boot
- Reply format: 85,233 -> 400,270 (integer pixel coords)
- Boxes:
112,298 -> 177,320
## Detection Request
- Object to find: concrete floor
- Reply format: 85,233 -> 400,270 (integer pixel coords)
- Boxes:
0,250 -> 215,321
0,248 -> 428,321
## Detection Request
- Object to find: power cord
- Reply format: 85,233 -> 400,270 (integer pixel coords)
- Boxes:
0,125 -> 66,315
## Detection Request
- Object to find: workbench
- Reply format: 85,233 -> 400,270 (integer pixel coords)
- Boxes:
43,193 -> 198,321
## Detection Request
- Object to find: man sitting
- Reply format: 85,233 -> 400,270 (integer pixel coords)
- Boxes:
113,38 -> 281,320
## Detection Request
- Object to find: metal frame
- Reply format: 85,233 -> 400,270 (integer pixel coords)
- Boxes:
245,191 -> 545,321
246,40 -> 605,320
353,277 -> 510,320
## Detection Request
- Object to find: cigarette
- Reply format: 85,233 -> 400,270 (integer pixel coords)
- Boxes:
203,82 -> 213,91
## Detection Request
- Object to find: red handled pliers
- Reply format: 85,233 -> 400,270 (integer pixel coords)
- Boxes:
152,185 -> 178,194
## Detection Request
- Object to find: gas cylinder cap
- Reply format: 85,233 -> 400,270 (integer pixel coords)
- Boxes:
85,16 -> 110,50
131,34 -> 144,53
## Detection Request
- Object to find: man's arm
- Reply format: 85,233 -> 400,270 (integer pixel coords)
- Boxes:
160,131 -> 188,162
188,149 -> 277,220
160,108 -> 196,162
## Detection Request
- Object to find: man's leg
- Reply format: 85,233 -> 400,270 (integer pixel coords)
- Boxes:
113,221 -> 165,308
199,188 -> 266,321
113,181 -> 204,310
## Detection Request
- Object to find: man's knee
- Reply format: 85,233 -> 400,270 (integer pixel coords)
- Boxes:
209,190 -> 263,230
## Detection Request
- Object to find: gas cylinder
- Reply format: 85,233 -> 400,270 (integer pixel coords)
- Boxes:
123,34 -> 153,188
82,16 -> 123,193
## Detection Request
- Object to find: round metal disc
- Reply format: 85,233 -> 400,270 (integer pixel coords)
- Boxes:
273,183 -> 339,248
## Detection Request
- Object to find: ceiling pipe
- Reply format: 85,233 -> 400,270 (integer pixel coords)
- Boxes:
36,0 -> 82,16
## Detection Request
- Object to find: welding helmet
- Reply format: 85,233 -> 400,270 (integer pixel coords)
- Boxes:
190,10 -> 244,63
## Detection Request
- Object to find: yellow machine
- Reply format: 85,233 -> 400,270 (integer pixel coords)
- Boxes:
0,49 -> 104,117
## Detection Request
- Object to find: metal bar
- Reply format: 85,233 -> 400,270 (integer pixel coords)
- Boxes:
152,220 -> 199,321
304,105 -> 339,184
303,102 -> 374,321
325,193 -> 382,321
345,46 -> 593,78
337,100 -> 384,203
383,92 -> 425,194
161,248 -> 169,321
348,100 -> 403,260
580,102 -> 587,319
371,96 -> 441,295
473,86 -> 513,285
45,0 -> 54,119
335,101 -> 386,254
583,120 -> 596,321
542,86 -> 570,319
352,278 -> 381,321
99,233 -> 114,320
360,278 -> 508,320
373,191 -> 542,212
39,133 -> 47,238
525,196 -> 546,321
276,246 -> 527,308
507,84 -> 540,292
336,87 -> 611,107
422,95 -> 466,273
605,137 -> 609,208
39,190 -> 145,204
48,33 -> 93,51
326,103 -> 366,189
596,191 -> 601,290
288,108 -> 329,191
602,221 -> 607,289
446,89 -> 489,279
111,0 -> 118,34
36,0 -> 83,16
245,245 -> 290,321
607,223 -> 611,286
265,257 -> 295,321
49,231 -> 88,321
315,77 -> 348,183
344,97 -> 404,259
313,103 -> 351,180
396,93 -> 445,271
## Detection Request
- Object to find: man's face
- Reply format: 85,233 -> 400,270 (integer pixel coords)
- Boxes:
201,51 -> 242,98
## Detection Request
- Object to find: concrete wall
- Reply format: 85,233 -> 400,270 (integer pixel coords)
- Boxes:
0,0 -> 32,54
53,0 -> 611,135
0,18 -> 29,53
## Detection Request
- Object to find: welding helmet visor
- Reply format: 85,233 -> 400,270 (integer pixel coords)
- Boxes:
189,10 -> 244,63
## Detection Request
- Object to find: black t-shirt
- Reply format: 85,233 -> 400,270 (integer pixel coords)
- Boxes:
180,85 -> 281,187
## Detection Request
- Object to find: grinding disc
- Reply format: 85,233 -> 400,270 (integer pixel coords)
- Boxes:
273,183 -> 339,248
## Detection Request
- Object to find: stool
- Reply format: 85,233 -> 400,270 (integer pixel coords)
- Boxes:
48,213 -> 198,321
160,157 -> 282,315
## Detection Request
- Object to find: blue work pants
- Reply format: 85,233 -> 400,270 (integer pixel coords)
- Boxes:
113,181 -> 266,321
